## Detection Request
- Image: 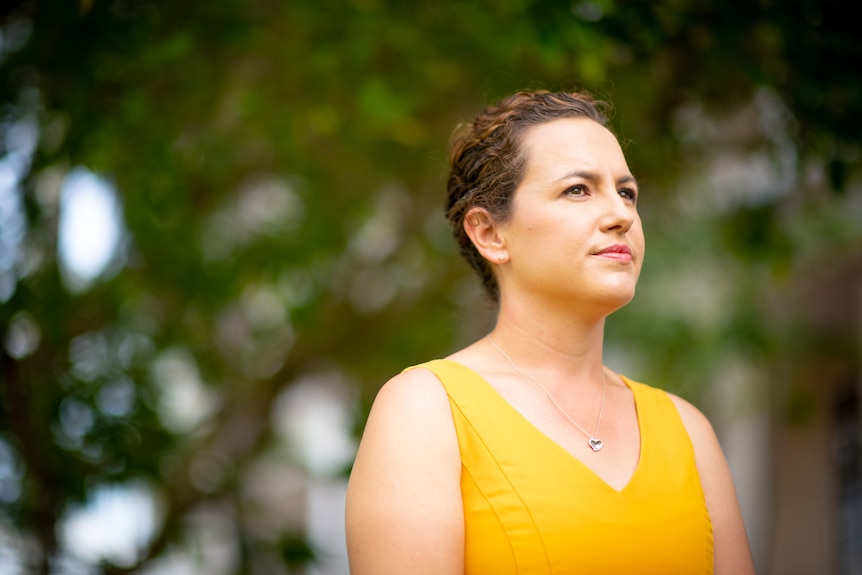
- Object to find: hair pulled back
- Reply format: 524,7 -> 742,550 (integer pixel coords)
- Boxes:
445,89 -> 612,302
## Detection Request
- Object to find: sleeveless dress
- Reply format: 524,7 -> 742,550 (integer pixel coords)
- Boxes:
409,359 -> 714,575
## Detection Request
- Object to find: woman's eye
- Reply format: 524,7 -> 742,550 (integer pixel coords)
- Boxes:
619,187 -> 638,202
565,184 -> 588,196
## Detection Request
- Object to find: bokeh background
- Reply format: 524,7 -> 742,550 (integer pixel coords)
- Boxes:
1,0 -> 860,573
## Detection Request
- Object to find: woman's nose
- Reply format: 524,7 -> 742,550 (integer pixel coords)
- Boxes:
600,192 -> 635,233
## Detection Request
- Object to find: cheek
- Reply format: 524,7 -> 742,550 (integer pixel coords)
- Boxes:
629,221 -> 646,268
632,217 -> 646,250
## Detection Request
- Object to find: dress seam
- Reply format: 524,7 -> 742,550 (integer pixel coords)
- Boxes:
449,398 -> 553,574
459,463 -> 519,571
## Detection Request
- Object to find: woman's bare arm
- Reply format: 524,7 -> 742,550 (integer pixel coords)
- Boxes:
670,394 -> 756,575
346,368 -> 464,575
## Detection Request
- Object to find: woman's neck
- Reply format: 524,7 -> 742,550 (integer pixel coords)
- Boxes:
489,297 -> 607,384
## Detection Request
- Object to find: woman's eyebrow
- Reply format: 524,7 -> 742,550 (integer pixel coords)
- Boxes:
618,175 -> 639,187
556,170 -> 639,188
556,170 -> 598,183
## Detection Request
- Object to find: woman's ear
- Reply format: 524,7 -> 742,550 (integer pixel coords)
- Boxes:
464,207 -> 509,264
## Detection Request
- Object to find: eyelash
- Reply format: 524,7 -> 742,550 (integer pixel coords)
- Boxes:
564,184 -> 589,196
563,185 -> 639,202
619,187 -> 638,202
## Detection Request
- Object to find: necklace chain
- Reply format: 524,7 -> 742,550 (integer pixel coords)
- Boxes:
487,335 -> 607,452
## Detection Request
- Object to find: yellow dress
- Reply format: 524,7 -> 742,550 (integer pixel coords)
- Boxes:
410,359 -> 714,575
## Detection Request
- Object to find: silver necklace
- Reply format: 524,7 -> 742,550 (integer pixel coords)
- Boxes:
487,335 -> 607,452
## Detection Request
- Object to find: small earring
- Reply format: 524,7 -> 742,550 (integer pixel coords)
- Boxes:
497,253 -> 506,261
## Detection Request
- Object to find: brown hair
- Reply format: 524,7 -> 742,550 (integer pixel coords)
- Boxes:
445,89 -> 612,302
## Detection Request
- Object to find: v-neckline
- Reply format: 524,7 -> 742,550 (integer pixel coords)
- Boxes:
443,359 -> 645,494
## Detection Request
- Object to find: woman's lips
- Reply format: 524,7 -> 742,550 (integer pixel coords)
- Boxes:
593,244 -> 633,263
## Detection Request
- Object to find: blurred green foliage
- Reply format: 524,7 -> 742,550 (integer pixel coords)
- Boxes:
0,0 -> 860,573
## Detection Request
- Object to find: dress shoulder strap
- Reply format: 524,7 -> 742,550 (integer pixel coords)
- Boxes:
404,359 -> 492,402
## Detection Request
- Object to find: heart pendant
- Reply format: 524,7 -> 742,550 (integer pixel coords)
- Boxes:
588,438 -> 603,452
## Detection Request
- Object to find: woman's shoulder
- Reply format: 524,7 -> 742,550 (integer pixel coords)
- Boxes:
350,361 -> 461,499
623,377 -> 711,422
370,363 -> 451,420
363,358 -> 472,446
661,390 -> 717,443
620,377 -> 718,450
347,362 -> 465,574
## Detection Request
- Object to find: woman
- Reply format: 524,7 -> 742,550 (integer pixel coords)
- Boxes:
345,90 -> 755,574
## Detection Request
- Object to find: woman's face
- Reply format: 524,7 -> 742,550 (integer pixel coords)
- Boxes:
496,117 -> 645,314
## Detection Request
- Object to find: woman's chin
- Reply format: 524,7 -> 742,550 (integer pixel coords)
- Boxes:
590,285 -> 638,315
